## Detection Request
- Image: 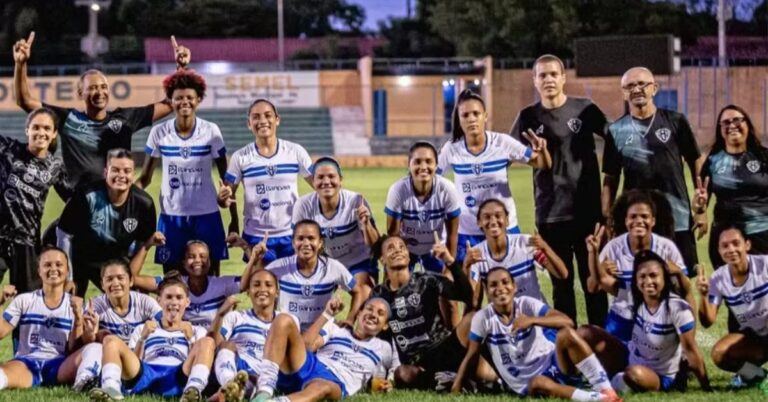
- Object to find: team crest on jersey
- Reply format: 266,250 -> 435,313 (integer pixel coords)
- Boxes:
396,308 -> 407,318
180,146 -> 191,159
167,337 -> 176,345
13,161 -> 25,170
123,218 -> 138,233
407,293 -> 420,307
325,227 -> 335,239
350,342 -> 360,352
747,160 -> 760,173
472,163 -> 484,175
742,291 -> 754,304
266,165 -> 276,176
108,119 -> 123,133
419,210 -> 429,223
567,118 -> 582,133
120,324 -> 133,337
643,322 -> 654,334
302,284 -> 313,296
39,170 -> 51,184
655,128 -> 671,143
156,247 -> 171,263
45,316 -> 56,328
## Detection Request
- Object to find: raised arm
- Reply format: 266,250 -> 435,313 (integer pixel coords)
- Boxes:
585,224 -> 606,293
696,266 -> 718,327
529,231 -> 567,279
129,231 -> 166,293
215,157 -> 240,238
515,306 -> 574,330
12,32 -> 42,112
302,297 -> 343,352
136,156 -> 159,190
522,129 -> 552,169
597,258 -> 619,296
210,296 -> 239,343
150,36 -> 191,122
0,286 -> 18,340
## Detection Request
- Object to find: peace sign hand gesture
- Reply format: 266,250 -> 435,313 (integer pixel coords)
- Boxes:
170,36 -> 191,69
522,128 -> 547,153
585,223 -> 605,253
693,176 -> 710,213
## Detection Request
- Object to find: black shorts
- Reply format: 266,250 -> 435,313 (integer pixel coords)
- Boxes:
0,240 -> 40,293
734,327 -> 768,357
412,330 -> 467,375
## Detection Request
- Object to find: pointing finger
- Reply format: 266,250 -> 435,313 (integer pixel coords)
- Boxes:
27,31 -> 35,46
433,231 -> 440,244
465,240 -> 471,251
703,176 -> 710,190
262,231 -> 269,244
358,196 -> 365,209
171,35 -> 179,49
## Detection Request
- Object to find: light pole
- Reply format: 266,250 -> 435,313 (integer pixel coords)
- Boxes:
75,0 -> 111,61
278,0 -> 285,70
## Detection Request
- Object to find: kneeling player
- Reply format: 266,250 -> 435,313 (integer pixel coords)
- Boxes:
89,275 -> 215,401
452,267 -> 622,402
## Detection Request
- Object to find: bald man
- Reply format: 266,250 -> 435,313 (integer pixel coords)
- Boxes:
601,67 -> 705,275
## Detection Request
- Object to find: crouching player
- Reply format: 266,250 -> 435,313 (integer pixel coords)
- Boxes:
452,267 -> 622,402
250,297 -> 397,402
89,274 -> 215,402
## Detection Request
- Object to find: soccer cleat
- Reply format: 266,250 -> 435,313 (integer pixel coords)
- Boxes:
89,387 -> 124,401
73,375 -> 100,392
728,373 -> 766,390
221,371 -> 250,402
600,389 -> 623,402
180,387 -> 203,402
250,392 -> 271,402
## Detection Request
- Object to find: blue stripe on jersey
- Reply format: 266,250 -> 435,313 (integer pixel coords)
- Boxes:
190,295 -> 228,309
487,327 -> 533,344
537,305 -> 549,317
101,321 -> 142,332
321,221 -> 358,238
383,207 -> 401,219
230,325 -> 267,338
723,282 -> 768,306
634,316 -> 676,335
401,209 -> 446,221
145,336 -> 189,349
451,159 -> 509,175
325,337 -> 381,365
679,321 -> 695,334
278,280 -> 337,295
18,318 -> 73,330
508,259 -> 535,277
524,147 -> 533,160
469,331 -> 483,342
225,173 -> 238,183
242,164 -> 300,178
447,208 -> 461,219
145,146 -> 154,155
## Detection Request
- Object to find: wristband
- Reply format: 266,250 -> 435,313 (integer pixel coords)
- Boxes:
322,311 -> 335,321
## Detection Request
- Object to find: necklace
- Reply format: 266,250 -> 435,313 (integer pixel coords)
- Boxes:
630,111 -> 656,138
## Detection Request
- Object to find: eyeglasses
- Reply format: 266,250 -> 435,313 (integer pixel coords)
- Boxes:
719,116 -> 746,128
621,81 -> 655,92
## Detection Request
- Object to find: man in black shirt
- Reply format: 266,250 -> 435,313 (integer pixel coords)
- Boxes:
56,149 -> 156,297
371,234 -> 474,390
602,67 -> 704,274
510,54 -> 608,326
0,108 -> 71,292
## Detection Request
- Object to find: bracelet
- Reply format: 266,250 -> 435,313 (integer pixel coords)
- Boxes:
322,311 -> 334,321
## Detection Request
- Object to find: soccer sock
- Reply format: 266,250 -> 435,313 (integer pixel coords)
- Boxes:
610,373 -> 631,393
186,364 -> 211,391
255,359 -> 279,396
0,368 -> 8,390
737,362 -> 766,381
575,354 -> 612,391
571,388 -> 602,401
215,349 -> 237,386
101,362 -> 122,391
75,343 -> 103,383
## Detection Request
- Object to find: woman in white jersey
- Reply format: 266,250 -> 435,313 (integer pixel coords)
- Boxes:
698,224 -> 768,391
293,156 -> 379,291
0,247 -> 88,392
137,69 -> 236,276
89,274 -> 215,401
466,198 -> 567,307
250,297 -> 396,402
452,267 -> 622,402
218,98 -> 313,265
132,237 -> 255,329
385,141 -> 461,273
438,89 -> 551,262
609,250 -> 710,393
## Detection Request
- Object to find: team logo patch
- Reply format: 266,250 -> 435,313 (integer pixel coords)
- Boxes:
39,170 -> 51,183
351,343 -> 360,352
747,160 -> 760,173
465,195 -> 477,208
302,284 -> 313,297
120,324 -> 133,337
472,163 -> 484,176
567,118 -> 582,133
180,147 -> 190,159
167,337 -> 176,345
325,227 -> 335,239
742,291 -> 754,304
157,247 -> 172,263
419,210 -> 429,223
45,317 -> 56,328
108,119 -> 123,133
655,128 -> 671,143
643,322 -> 654,334
266,165 -> 276,176
123,218 -> 138,233
407,293 -> 420,307
396,308 -> 407,319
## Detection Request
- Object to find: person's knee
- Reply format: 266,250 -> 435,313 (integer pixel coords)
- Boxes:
394,365 -> 421,388
195,336 -> 216,352
273,313 -> 299,333
219,340 -> 237,352
711,340 -> 732,367
527,375 -> 553,395
102,334 -> 121,347
556,326 -> 579,348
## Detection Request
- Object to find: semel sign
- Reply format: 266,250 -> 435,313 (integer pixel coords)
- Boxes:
201,72 -> 320,109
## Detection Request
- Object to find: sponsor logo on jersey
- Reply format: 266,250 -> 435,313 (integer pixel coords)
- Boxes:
465,195 -> 477,208
169,164 -> 178,175
108,119 -> 123,133
567,118 -> 582,133
747,160 -> 760,173
655,128 -> 671,143
396,308 -> 407,319
259,198 -> 271,211
472,163 -> 484,175
256,184 -> 290,194
4,189 -> 18,202
123,218 -> 138,233
462,183 -> 471,193
169,177 -> 181,189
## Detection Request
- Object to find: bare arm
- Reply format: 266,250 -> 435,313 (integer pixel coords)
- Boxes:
597,259 -> 619,296
343,282 -> 367,324
680,328 -> 711,391
534,237 -> 567,279
215,157 -> 240,236
601,175 -> 619,224
67,297 -> 85,353
451,339 -> 481,394
129,232 -> 165,293
386,216 -> 400,237
696,270 -> 718,328
303,298 -> 343,352
136,156 -> 159,190
445,216 -> 459,259
12,32 -> 42,112
525,308 -> 574,330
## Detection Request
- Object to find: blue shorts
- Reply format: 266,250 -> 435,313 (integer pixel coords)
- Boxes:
457,226 -> 520,262
532,354 -> 585,394
125,363 -> 187,397
408,253 -> 443,273
155,212 -> 228,265
14,356 -> 65,387
543,327 -> 559,343
348,259 -> 379,282
276,351 -> 348,398
605,310 -> 633,342
236,356 -> 257,376
242,233 -> 294,264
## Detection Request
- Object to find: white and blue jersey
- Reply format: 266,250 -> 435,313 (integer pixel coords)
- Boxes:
145,117 -> 226,217
469,234 -> 545,302
153,275 -> 241,329
708,255 -> 768,336
437,131 -> 531,236
629,296 -> 695,378
292,189 -> 374,274
469,297 -> 555,395
225,140 -> 313,238
266,256 -> 355,331
219,310 -> 294,373
384,175 -> 461,256
90,291 -> 162,342
128,322 -> 208,367
2,290 -> 76,360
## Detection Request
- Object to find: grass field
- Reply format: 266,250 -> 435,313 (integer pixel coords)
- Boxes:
0,167 -> 763,401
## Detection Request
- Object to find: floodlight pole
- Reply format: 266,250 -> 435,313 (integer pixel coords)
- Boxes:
278,0 -> 285,71
717,0 -> 726,67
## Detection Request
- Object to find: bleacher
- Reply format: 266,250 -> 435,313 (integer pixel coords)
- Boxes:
0,107 -> 334,156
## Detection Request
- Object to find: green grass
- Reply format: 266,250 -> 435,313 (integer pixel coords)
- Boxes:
0,167 -> 763,401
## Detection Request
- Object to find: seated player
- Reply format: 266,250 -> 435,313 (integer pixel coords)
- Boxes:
89,274 -> 215,401
132,237 -> 254,329
452,267 -> 622,402
250,297 -> 397,402
698,224 -> 768,391
611,251 -> 710,393
466,198 -> 567,307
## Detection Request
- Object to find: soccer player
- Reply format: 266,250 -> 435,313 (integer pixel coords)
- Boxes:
250,297 -> 396,402
438,88 -> 550,263
218,99 -> 313,265
0,107 -> 71,293
696,105 -> 768,267
293,156 -> 379,289
131,238 -> 254,329
452,267 -> 622,402
511,54 -> 609,326
137,69 -> 237,275
371,234 -> 473,390
697,225 -> 768,391
610,251 -> 710,393
258,220 -> 365,331
0,247 -> 89,391
385,141 -> 461,273
56,149 -> 156,297
466,198 -> 567,307
602,67 -> 704,274
88,275 -> 215,401
12,32 -> 189,190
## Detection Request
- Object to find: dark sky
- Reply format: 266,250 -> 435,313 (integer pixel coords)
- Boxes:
347,0 -> 409,29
